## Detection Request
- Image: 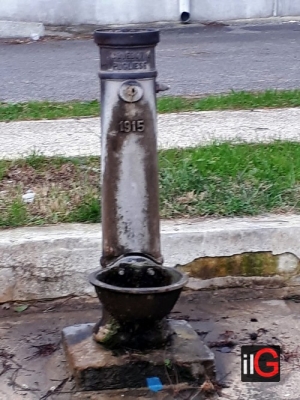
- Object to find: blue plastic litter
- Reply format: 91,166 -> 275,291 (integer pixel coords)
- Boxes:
146,377 -> 163,392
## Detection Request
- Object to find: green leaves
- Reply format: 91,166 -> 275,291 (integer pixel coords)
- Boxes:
14,304 -> 29,313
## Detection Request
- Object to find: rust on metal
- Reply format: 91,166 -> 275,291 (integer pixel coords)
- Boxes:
95,29 -> 163,267
101,96 -> 162,265
90,29 -> 188,350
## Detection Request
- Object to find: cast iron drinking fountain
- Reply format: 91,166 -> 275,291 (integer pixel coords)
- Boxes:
89,27 -> 189,350
62,28 -> 215,393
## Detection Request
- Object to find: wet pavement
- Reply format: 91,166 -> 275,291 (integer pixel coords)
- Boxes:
1,288 -> 300,399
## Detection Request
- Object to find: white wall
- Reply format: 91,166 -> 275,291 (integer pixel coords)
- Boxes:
94,0 -> 179,25
0,0 -> 179,25
277,0 -> 300,17
192,0 -> 274,21
0,0 -> 299,26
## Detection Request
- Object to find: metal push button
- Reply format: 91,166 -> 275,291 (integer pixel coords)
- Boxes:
119,80 -> 143,103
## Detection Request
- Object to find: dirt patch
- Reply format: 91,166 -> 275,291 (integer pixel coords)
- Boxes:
0,157 -> 100,227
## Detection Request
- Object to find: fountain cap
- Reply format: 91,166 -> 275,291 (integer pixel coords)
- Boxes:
94,28 -> 160,47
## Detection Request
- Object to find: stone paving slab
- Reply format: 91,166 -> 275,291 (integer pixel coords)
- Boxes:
1,108 -> 300,159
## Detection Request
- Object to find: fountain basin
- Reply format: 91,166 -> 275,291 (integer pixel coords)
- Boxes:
89,264 -> 188,324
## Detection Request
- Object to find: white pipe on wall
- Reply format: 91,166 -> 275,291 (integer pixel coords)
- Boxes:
179,0 -> 190,23
273,0 -> 278,16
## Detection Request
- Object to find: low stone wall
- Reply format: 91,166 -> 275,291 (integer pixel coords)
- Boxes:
0,20 -> 44,38
0,0 -> 300,26
2,215 -> 300,303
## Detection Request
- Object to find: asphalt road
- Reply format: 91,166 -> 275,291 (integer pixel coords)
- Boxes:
1,22 -> 300,102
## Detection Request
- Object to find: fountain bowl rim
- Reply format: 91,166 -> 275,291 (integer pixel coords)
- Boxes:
89,266 -> 188,295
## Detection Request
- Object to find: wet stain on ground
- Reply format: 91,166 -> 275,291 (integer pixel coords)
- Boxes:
0,288 -> 300,399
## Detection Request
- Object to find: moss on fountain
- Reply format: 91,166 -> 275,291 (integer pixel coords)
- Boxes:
93,319 -> 121,348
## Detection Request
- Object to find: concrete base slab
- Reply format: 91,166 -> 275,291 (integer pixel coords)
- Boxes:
62,320 -> 215,391
0,20 -> 44,39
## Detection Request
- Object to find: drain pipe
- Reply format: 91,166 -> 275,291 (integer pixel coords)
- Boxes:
179,0 -> 191,24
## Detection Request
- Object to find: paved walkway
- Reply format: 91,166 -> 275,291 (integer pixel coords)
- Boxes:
1,107 -> 300,159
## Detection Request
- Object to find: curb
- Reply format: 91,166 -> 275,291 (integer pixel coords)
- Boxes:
0,20 -> 45,39
44,16 -> 300,37
2,214 -> 300,303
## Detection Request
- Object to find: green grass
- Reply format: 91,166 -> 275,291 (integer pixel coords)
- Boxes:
1,141 -> 300,228
1,89 -> 300,121
159,141 -> 300,217
0,100 -> 100,122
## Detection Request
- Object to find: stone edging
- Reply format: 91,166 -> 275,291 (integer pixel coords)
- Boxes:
1,214 -> 300,303
0,20 -> 44,39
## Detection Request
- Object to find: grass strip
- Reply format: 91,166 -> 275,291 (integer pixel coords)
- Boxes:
1,141 -> 300,228
1,89 -> 300,121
